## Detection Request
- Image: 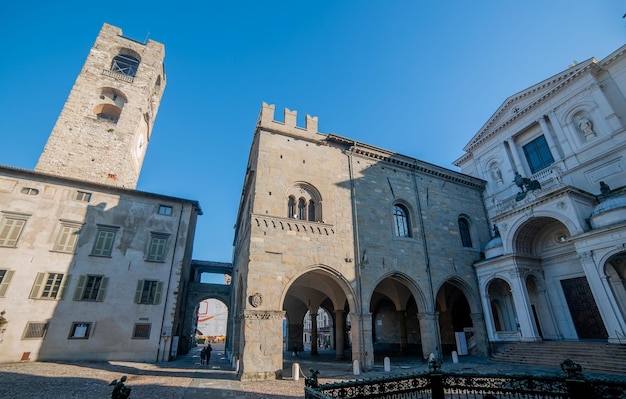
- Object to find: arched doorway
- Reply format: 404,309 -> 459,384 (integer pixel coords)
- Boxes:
282,268 -> 354,363
487,278 -> 518,341
370,274 -> 423,360
606,252 -> 626,324
436,281 -> 474,355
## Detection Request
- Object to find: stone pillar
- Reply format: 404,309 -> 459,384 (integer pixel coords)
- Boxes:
397,311 -> 408,354
239,310 -> 285,380
418,312 -> 440,360
509,270 -> 541,341
288,323 -> 303,353
310,312 -> 319,355
469,312 -> 488,357
580,252 -> 626,342
334,309 -> 345,360
349,312 -> 374,371
505,138 -> 525,175
538,116 -> 561,161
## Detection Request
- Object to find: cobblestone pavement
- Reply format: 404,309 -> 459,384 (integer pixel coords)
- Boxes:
1,344 -> 624,398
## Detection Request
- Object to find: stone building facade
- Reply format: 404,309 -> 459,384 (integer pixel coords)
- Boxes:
454,44 -> 626,347
0,24 -> 201,363
229,103 -> 491,380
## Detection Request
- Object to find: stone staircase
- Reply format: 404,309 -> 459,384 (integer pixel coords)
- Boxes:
490,341 -> 626,375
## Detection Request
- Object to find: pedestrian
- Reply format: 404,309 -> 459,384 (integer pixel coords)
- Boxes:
206,344 -> 213,366
200,346 -> 207,365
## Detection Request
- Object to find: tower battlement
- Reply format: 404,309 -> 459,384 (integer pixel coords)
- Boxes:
258,102 -> 321,140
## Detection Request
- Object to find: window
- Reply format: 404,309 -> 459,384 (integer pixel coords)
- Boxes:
0,269 -> 14,297
146,233 -> 169,262
29,272 -> 71,300
91,225 -> 119,257
286,183 -> 322,222
22,322 -> 48,339
523,135 -> 554,174
135,280 -> 163,305
68,322 -> 92,339
288,196 -> 296,218
308,200 -> 316,221
0,214 -> 28,247
297,198 -> 306,220
133,323 -> 151,339
393,204 -> 411,238
75,191 -> 92,202
158,205 -> 173,216
54,224 -> 81,253
73,275 -> 108,301
20,187 -> 39,195
111,53 -> 140,78
458,217 -> 473,248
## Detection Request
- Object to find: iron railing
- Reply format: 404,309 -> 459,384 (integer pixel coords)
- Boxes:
304,359 -> 626,399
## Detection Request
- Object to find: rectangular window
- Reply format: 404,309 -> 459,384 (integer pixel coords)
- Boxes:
73,275 -> 109,302
0,215 -> 27,247
523,135 -> 554,174
132,323 -> 151,339
68,322 -> 92,339
91,225 -> 119,257
75,191 -> 92,202
158,205 -> 172,216
135,280 -> 163,305
23,322 -> 48,339
0,269 -> 14,297
146,233 -> 169,262
54,224 -> 81,253
29,272 -> 71,300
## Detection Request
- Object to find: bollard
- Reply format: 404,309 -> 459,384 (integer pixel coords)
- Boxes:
429,353 -> 435,362
292,362 -> 300,381
452,351 -> 459,363
353,359 -> 360,375
235,358 -> 240,373
384,356 -> 391,372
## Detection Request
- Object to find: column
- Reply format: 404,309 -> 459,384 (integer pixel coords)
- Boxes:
288,323 -> 303,354
334,309 -> 345,360
469,313 -> 488,357
580,252 -> 626,343
509,270 -> 541,342
418,312 -> 441,360
538,116 -> 562,161
349,312 -> 374,371
397,311 -> 408,354
239,310 -> 285,380
310,312 -> 318,355
505,138 -> 524,174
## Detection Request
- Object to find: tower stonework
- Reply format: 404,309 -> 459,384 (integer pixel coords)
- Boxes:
35,23 -> 166,188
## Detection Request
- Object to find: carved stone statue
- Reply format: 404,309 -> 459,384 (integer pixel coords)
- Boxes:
577,117 -> 595,139
110,376 -> 131,399
600,181 -> 611,197
490,165 -> 503,185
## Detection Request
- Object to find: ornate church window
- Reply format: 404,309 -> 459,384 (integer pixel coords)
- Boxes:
458,216 -> 473,247
286,183 -> 322,222
393,204 -> 411,238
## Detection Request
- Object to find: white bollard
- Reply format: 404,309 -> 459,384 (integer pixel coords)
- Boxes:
353,359 -> 360,375
235,358 -> 240,373
292,362 -> 300,381
429,353 -> 435,362
384,356 -> 391,372
452,351 -> 459,364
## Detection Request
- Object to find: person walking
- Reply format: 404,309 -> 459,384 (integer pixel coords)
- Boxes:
206,344 -> 213,366
200,346 -> 207,366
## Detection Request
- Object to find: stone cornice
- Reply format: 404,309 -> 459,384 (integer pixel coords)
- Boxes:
240,310 -> 285,320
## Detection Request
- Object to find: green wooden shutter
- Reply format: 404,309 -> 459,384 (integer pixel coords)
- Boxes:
58,274 -> 71,299
73,275 -> 86,301
0,270 -> 14,297
134,280 -> 144,304
96,277 -> 109,302
154,281 -> 163,305
29,272 -> 45,299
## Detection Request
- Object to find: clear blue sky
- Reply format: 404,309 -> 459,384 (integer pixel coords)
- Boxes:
1,1 -> 624,263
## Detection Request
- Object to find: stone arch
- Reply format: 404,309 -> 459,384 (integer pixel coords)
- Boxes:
285,182 -> 323,222
508,214 -> 577,255
368,271 -> 428,313
603,251 -> 626,330
435,278 -> 479,355
485,277 -> 518,340
562,100 -> 601,143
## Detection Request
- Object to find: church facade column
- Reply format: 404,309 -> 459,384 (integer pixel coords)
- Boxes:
509,270 -> 541,341
538,116 -> 562,161
505,138 -> 525,175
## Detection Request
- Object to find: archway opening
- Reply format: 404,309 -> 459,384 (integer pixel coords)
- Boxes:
436,282 -> 473,355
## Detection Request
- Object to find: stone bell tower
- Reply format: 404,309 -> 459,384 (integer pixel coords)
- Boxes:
35,23 -> 166,188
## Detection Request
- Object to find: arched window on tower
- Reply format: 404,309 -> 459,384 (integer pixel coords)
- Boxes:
458,216 -> 473,247
298,198 -> 306,220
393,204 -> 411,237
111,53 -> 140,78
94,88 -> 127,124
286,183 -> 322,222
287,196 -> 296,218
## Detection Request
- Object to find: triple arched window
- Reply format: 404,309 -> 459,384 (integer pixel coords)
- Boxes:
286,183 -> 322,222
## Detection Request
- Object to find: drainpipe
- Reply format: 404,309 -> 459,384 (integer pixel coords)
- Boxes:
157,200 -> 185,362
347,143 -> 367,372
411,162 -> 442,361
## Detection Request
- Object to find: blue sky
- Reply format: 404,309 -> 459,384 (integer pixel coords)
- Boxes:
1,1 -> 624,263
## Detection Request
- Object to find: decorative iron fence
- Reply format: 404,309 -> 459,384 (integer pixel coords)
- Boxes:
304,359 -> 626,399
